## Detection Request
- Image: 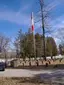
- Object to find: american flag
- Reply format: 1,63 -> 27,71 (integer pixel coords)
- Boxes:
31,12 -> 34,32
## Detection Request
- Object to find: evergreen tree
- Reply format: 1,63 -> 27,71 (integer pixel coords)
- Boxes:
35,33 -> 43,58
46,37 -> 58,59
59,44 -> 64,55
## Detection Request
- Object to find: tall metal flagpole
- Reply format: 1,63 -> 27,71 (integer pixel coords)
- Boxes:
39,0 -> 46,61
31,12 -> 36,60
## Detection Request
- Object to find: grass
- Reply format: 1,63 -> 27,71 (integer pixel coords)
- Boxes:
0,77 -> 49,85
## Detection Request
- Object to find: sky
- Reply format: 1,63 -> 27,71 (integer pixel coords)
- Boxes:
0,0 -> 64,47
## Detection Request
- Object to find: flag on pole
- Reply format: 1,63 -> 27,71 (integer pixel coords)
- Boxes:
31,12 -> 36,59
31,12 -> 34,32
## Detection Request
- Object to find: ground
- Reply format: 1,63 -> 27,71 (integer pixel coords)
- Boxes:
0,58 -> 64,85
0,77 -> 49,85
0,69 -> 64,85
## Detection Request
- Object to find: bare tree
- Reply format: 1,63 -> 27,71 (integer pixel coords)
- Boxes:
34,0 -> 52,60
0,34 -> 10,59
14,29 -> 24,59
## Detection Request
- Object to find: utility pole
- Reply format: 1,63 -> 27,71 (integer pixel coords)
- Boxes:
39,0 -> 46,61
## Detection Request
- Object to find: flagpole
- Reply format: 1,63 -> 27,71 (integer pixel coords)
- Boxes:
31,12 -> 36,60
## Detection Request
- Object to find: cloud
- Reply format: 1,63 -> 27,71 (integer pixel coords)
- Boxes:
47,14 -> 64,45
0,10 -> 30,26
34,0 -> 61,29
0,1 -> 33,27
16,2 -> 32,16
0,0 -> 63,32
45,0 -> 60,12
34,0 -> 64,44
36,0 -> 60,16
51,15 -> 64,27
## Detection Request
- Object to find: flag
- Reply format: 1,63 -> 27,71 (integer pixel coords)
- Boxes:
31,12 -> 34,32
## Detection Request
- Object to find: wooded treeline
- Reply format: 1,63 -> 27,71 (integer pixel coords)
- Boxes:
0,29 -> 64,59
14,29 -> 58,60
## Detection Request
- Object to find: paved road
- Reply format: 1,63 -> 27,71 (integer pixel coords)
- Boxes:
0,69 -> 64,84
0,69 -> 52,77
0,69 -> 64,77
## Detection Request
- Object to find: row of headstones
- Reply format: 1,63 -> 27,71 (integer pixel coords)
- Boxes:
10,59 -> 52,67
7,58 -> 64,68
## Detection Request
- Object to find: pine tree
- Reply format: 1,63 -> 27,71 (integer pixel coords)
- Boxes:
46,37 -> 58,59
